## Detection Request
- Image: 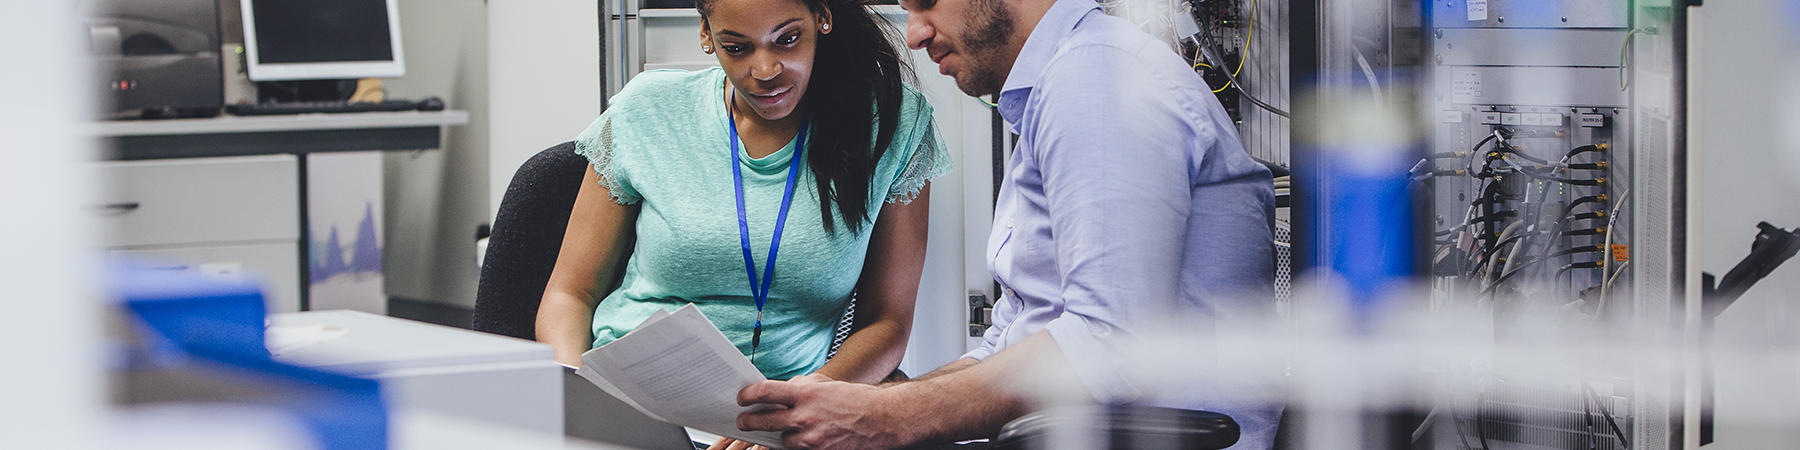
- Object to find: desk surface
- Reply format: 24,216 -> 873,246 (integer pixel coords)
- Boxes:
269,309 -> 553,376
90,110 -> 469,137
93,111 -> 469,160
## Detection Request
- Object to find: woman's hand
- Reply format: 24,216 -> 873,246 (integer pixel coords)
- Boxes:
709,437 -> 770,450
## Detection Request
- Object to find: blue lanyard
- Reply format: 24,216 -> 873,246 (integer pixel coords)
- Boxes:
726,88 -> 807,362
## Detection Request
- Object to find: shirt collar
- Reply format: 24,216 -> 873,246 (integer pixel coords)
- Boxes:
996,0 -> 1102,126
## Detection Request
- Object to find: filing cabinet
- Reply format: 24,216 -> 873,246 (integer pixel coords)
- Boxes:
97,155 -> 301,312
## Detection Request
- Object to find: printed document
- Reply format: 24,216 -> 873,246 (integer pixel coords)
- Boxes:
573,304 -> 784,448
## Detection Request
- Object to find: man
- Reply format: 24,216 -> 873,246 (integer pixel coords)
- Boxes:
733,0 -> 1280,448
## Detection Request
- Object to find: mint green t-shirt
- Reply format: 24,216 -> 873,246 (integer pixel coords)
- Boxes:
572,68 -> 952,380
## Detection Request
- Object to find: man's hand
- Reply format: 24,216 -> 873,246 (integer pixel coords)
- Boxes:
736,374 -> 910,450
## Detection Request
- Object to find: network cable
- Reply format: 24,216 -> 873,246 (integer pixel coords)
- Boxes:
1191,8 -> 1289,119
1563,227 -> 1608,237
1525,194 -> 1612,287
1582,381 -> 1631,449
1493,140 -> 1550,165
1597,189 -> 1631,305
1514,171 -> 1606,186
1196,43 -> 1289,118
1566,143 -> 1609,157
1549,245 -> 1605,258
1594,261 -> 1630,319
1570,211 -> 1607,221
1444,138 -> 1622,305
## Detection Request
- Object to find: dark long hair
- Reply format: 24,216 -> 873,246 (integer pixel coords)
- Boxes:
696,0 -> 910,235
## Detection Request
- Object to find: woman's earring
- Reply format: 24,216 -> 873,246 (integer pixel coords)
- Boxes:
702,44 -> 712,53
821,23 -> 830,33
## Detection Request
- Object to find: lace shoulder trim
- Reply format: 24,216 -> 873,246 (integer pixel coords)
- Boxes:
886,121 -> 953,204
573,115 -> 642,205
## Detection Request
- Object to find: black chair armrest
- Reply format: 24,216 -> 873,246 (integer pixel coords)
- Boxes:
993,405 -> 1240,450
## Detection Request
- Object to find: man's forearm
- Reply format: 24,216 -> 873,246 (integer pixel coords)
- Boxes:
887,357 -> 978,386
733,332 -> 1084,449
880,332 -> 1071,445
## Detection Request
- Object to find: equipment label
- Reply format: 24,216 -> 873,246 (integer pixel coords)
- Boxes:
1612,245 -> 1630,262
1468,0 -> 1489,21
1451,70 -> 1482,102
1580,114 -> 1607,127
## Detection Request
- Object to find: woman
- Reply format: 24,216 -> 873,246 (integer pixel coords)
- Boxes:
535,0 -> 947,389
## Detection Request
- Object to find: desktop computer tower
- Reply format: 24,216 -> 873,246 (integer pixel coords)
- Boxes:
84,0 -> 224,118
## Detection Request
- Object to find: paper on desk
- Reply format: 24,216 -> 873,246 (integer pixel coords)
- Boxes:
574,304 -> 784,448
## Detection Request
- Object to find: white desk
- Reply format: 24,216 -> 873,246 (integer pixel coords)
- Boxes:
90,111 -> 467,312
269,310 -> 563,435
110,406 -> 631,450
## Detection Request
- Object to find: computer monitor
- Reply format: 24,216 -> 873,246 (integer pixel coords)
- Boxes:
239,0 -> 406,81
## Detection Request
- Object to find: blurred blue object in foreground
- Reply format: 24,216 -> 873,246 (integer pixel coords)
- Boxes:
1303,98 -> 1419,330
107,258 -> 387,450
1322,154 -> 1414,314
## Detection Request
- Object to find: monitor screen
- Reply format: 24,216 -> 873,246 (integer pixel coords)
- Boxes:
241,0 -> 405,81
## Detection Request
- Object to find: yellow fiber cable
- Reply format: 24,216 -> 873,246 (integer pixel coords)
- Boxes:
1212,0 -> 1253,93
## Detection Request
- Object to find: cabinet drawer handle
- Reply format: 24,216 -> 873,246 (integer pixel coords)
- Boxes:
93,202 -> 141,213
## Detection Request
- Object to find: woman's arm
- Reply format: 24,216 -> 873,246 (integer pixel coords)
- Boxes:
537,165 -> 640,367
812,184 -> 931,384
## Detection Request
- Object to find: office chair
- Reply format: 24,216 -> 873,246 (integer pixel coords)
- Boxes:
472,143 -> 859,357
473,142 -> 591,341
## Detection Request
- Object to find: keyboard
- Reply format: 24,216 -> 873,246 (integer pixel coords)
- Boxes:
226,98 -> 441,116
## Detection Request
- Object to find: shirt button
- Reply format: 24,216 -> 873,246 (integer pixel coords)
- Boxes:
1006,218 -> 1015,228
1004,287 -> 1016,298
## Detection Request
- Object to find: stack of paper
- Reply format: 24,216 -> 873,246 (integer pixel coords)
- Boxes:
573,304 -> 785,448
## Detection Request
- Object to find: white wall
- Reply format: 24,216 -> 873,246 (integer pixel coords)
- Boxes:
487,0 -> 605,221
381,0 -> 493,308
1693,1 -> 1800,447
0,2 -> 102,448
899,41 -> 1000,376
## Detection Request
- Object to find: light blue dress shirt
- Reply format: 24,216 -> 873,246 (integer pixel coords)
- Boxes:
959,0 -> 1281,447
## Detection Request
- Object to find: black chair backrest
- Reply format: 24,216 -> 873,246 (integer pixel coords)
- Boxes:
473,142 -> 590,340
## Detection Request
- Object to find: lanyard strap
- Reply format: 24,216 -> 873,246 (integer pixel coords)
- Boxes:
727,87 -> 807,361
